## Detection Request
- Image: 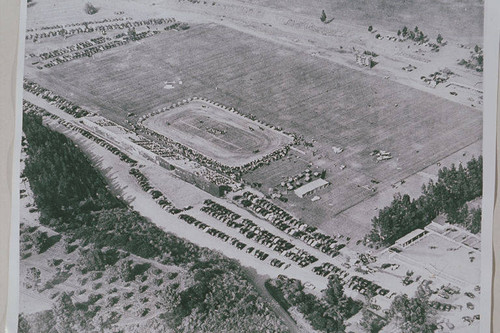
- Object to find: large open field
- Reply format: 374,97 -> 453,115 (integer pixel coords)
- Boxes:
142,100 -> 293,166
27,22 -> 482,233
239,0 -> 483,42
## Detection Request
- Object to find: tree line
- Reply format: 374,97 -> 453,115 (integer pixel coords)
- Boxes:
367,156 -> 482,246
268,275 -> 362,332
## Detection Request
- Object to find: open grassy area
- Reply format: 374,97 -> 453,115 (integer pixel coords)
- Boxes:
30,23 -> 481,178
27,22 -> 481,235
240,0 -> 483,42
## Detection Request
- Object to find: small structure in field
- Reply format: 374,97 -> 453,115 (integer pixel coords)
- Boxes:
85,3 -> 99,15
355,52 -> 377,68
294,178 -> 329,198
395,229 -> 428,248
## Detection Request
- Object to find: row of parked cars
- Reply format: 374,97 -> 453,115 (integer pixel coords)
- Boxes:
43,40 -> 129,69
24,80 -> 91,118
312,262 -> 348,280
39,37 -> 107,60
23,100 -> 139,172
177,214 -> 286,266
129,168 -> 181,214
240,192 -> 346,257
430,301 -> 456,312
178,215 -> 250,251
348,275 -> 390,297
202,199 -> 317,267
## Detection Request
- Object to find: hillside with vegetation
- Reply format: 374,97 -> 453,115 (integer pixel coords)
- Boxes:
19,113 -> 289,332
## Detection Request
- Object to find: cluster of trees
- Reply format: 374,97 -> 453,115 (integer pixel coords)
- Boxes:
21,113 -> 288,332
397,26 -> 428,43
23,113 -> 198,265
388,294 -> 436,333
367,156 -> 482,246
320,10 -> 333,24
450,204 -> 481,234
269,275 -> 361,333
358,293 -> 435,333
23,114 -> 122,219
458,45 -> 483,72
20,224 -> 60,258
359,307 -> 386,333
84,3 -> 99,15
171,260 -> 288,332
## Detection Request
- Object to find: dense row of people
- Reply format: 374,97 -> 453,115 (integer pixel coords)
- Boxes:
23,80 -> 92,118
201,199 -> 317,267
240,192 -> 346,257
130,138 -> 235,187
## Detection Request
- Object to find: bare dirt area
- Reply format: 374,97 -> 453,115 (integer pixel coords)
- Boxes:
375,232 -> 482,331
142,100 -> 292,166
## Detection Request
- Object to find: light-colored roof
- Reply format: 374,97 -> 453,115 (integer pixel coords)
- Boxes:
395,228 -> 426,245
294,178 -> 329,197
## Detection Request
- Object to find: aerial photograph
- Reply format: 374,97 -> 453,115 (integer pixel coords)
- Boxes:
16,0 -> 484,332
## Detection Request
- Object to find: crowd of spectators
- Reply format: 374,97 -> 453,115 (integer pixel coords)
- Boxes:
130,138 -> 235,187
240,191 -> 347,258
137,97 -> 294,181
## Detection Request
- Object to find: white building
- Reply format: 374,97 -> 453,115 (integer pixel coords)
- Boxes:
294,179 -> 329,198
394,228 -> 428,248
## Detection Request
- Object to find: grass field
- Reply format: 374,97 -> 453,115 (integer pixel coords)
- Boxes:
142,100 -> 293,166
240,0 -> 483,42
27,22 -> 482,233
